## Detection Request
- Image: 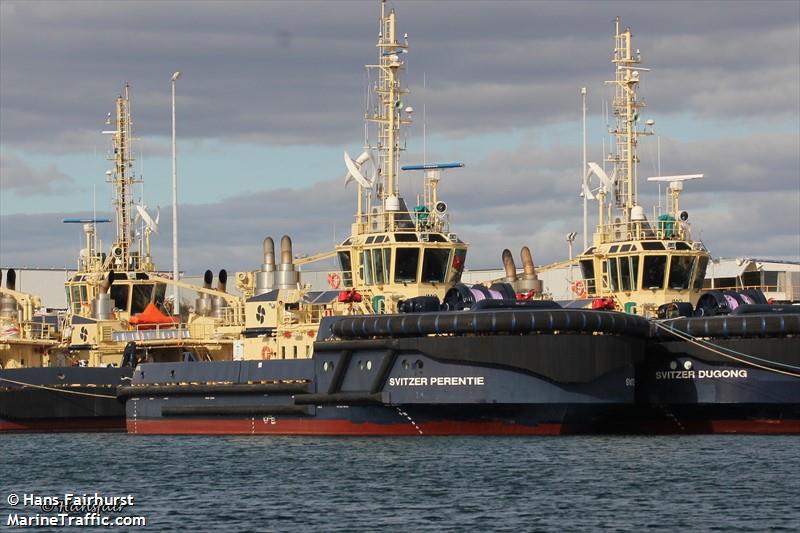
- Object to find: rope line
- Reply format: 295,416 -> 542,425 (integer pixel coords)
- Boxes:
653,321 -> 800,378
0,376 -> 117,399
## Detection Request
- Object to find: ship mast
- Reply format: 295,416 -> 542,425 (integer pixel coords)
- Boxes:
366,0 -> 411,216
605,17 -> 652,226
106,85 -> 140,271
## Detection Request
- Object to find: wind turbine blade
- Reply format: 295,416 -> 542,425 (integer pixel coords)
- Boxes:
344,150 -> 372,188
588,162 -> 614,192
582,183 -> 596,200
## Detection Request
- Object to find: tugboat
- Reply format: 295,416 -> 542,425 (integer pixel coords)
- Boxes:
570,18 -> 800,433
0,85 -> 238,432
123,1 -> 651,435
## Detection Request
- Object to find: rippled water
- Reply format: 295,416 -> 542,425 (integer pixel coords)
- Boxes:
2,434 -> 798,531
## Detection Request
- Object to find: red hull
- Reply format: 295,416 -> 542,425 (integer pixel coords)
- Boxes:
128,417 -> 800,436
630,419 -> 800,435
0,418 -> 126,433
129,418 -> 564,436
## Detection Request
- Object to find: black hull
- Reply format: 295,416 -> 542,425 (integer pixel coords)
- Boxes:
636,323 -> 800,433
125,311 -> 647,435
0,367 -> 132,433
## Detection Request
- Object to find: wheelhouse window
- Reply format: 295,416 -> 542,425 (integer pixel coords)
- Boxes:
373,248 -> 389,285
67,285 -> 82,314
337,251 -> 353,288
449,248 -> 467,283
394,248 -> 420,283
131,284 -> 156,314
668,255 -> 696,290
131,284 -> 152,314
693,256 -> 709,291
607,258 -> 619,292
361,250 -> 374,285
579,260 -> 596,294
631,256 -> 640,290
421,249 -> 450,283
619,257 -> 632,291
110,284 -> 130,311
643,255 -> 667,289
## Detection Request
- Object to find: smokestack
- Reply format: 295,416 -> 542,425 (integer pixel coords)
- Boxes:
276,235 -> 299,289
517,246 -> 543,294
255,236 -> 277,295
92,271 -> 114,320
216,269 -> 228,293
280,235 -> 293,266
263,237 -> 275,268
521,246 -> 537,277
195,270 -> 214,317
502,249 -> 517,282
0,269 -> 18,319
210,269 -> 229,319
6,268 -> 16,291
99,271 -> 113,294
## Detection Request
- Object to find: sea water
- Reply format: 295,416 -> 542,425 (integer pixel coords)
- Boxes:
2,434 -> 798,531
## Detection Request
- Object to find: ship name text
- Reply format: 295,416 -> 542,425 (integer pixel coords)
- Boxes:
388,376 -> 485,387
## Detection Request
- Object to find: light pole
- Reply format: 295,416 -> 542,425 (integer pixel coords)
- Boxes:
581,87 -> 588,252
171,70 -> 181,316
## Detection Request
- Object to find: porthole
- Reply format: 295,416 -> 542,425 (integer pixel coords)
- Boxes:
402,359 -> 410,370
358,360 -> 364,371
366,360 -> 372,370
414,359 -> 424,369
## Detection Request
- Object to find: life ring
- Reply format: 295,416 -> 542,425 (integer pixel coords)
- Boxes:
327,272 -> 342,289
261,346 -> 273,360
571,280 -> 588,298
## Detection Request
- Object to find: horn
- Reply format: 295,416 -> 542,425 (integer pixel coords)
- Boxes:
501,249 -> 517,282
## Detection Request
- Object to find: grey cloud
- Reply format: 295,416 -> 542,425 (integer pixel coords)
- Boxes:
1,1 -> 797,149
0,153 -> 75,196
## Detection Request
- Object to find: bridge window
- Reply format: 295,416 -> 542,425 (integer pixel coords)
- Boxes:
449,248 -> 467,283
422,249 -> 450,283
394,248 -> 420,283
631,256 -> 640,290
373,248 -> 389,285
579,260 -> 596,294
668,256 -> 696,290
607,258 -> 619,292
131,284 -> 153,314
693,256 -> 709,290
337,251 -> 353,288
362,250 -> 374,285
619,257 -> 632,291
643,255 -> 667,289
110,285 -> 130,311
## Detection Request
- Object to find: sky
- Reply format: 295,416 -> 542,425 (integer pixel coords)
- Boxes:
1,0 -> 798,275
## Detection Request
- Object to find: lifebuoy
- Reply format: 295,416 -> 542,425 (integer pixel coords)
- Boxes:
261,346 -> 273,360
571,280 -> 588,298
327,272 -> 342,289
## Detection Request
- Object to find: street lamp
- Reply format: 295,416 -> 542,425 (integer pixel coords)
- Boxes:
171,70 -> 181,316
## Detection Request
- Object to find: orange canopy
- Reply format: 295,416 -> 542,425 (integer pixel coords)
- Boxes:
129,303 -> 178,328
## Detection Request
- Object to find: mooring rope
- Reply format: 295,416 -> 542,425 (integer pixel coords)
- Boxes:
0,376 -> 118,399
653,321 -> 800,378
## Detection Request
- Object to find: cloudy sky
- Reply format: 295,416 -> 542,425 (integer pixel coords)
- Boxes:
1,0 -> 798,275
